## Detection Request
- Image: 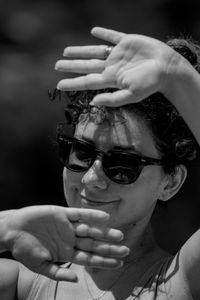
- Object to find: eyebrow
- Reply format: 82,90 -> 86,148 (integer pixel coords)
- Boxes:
80,135 -> 141,154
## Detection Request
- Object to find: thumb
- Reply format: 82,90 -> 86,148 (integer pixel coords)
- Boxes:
38,261 -> 78,282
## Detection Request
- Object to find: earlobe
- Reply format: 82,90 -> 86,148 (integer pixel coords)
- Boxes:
159,165 -> 187,201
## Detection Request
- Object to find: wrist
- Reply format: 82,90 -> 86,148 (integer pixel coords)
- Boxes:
162,53 -> 200,142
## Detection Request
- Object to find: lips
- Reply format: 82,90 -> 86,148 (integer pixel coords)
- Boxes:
80,195 -> 118,207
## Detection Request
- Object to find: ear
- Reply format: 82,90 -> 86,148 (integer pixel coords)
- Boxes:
159,165 -> 187,202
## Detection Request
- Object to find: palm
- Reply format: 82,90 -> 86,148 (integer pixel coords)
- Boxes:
56,27 -> 176,106
11,207 -> 75,265
103,36 -> 164,93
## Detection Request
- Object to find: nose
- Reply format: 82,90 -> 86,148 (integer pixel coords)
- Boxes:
81,159 -> 108,190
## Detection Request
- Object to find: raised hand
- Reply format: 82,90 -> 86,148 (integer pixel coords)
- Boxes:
55,27 -> 179,107
2,206 -> 128,281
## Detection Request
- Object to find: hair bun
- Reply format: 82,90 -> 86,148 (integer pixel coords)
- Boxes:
174,139 -> 197,161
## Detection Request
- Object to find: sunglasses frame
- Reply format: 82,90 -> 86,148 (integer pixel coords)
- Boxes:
57,134 -> 166,184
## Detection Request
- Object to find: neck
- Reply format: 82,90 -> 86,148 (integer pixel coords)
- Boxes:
83,218 -> 169,300
120,215 -> 158,263
87,215 -> 167,276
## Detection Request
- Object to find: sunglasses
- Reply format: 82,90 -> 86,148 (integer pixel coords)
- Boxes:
57,135 -> 165,185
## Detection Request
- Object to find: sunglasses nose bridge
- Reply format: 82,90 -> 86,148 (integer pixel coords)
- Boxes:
95,148 -> 105,160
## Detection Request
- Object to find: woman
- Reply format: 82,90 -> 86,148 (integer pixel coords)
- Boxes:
54,27 -> 200,299
0,27 -> 200,299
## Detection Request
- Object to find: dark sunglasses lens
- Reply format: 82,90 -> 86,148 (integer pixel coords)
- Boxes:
57,137 -> 72,164
104,152 -> 140,184
67,140 -> 94,171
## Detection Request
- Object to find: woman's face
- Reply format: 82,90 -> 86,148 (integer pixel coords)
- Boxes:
63,110 -> 167,229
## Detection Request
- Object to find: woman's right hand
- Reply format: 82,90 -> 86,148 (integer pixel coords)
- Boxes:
55,27 -> 183,107
0,205 -> 128,281
55,26 -> 200,146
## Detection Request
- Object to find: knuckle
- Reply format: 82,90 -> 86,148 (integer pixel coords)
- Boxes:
75,223 -> 89,236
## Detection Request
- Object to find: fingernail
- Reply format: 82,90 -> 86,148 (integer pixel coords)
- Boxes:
104,212 -> 110,219
123,247 -> 130,256
118,232 -> 124,241
89,101 -> 95,106
55,62 -> 59,70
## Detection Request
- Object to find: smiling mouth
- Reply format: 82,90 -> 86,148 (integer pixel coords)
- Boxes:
80,196 -> 117,207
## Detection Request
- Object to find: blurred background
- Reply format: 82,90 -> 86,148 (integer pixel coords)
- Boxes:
1,0 -> 200,254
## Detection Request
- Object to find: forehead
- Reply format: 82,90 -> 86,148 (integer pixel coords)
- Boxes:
74,110 -> 159,157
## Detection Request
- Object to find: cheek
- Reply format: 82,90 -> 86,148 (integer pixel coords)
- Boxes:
63,168 -> 83,207
117,168 -> 164,219
135,168 -> 164,202
116,166 -> 163,198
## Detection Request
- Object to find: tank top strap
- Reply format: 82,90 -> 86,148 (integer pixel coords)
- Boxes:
131,256 -> 174,299
26,262 -> 73,300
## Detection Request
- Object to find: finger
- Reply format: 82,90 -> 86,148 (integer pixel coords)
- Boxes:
74,223 -> 124,242
57,74 -> 115,91
75,238 -> 129,257
72,250 -> 123,269
91,27 -> 126,45
63,45 -> 108,59
65,208 -> 110,224
90,89 -> 134,107
55,59 -> 105,74
38,261 -> 78,282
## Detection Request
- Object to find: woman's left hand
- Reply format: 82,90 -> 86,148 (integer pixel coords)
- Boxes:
55,27 -> 180,107
4,206 -> 128,281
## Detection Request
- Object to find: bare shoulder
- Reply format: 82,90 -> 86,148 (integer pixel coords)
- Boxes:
0,258 -> 37,300
167,229 -> 200,299
0,258 -> 19,291
0,258 -> 20,300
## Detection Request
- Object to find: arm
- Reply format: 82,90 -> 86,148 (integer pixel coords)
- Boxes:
0,206 -> 129,282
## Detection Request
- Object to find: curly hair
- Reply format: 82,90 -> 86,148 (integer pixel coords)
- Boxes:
52,37 -> 200,174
